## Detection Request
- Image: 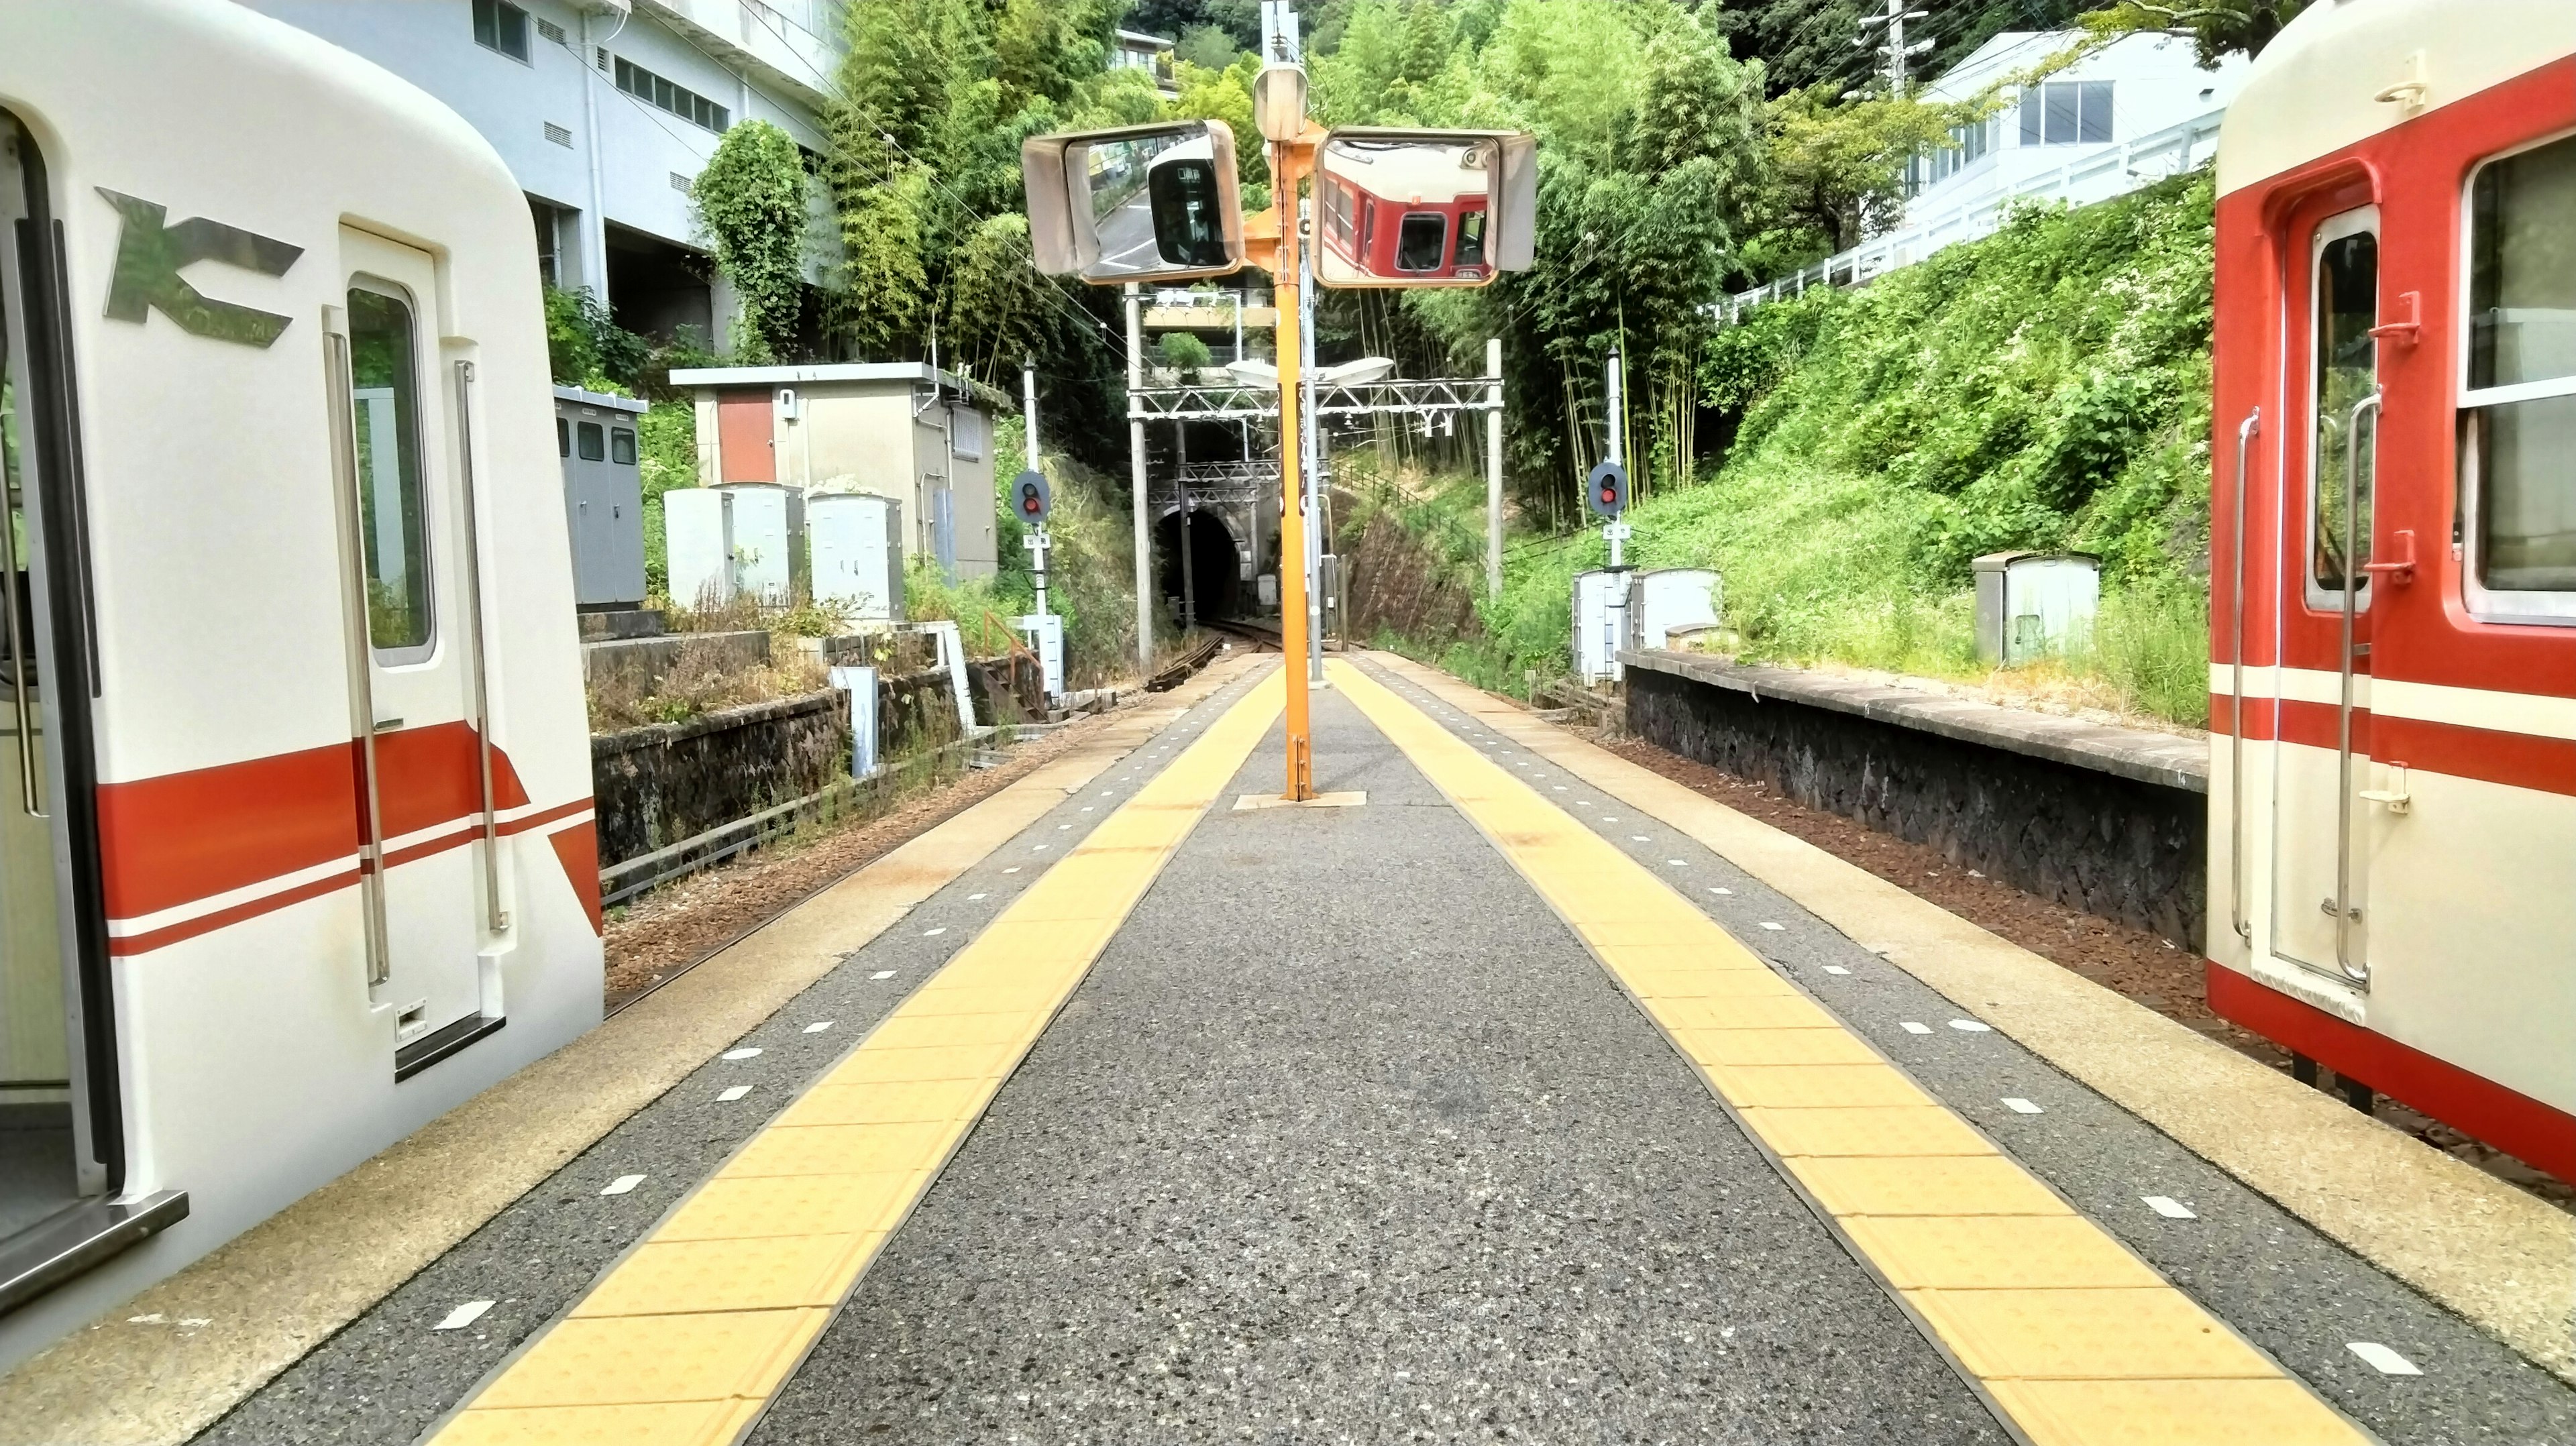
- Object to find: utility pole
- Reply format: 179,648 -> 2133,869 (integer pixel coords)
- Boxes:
1858,0 -> 1932,97
1485,337 -> 1503,600
1603,349 -> 1629,682
1126,284 -> 1152,680
1301,207 -> 1325,689
1023,358 -> 1049,618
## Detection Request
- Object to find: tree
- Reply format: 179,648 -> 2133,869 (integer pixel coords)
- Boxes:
1739,82 -> 1974,271
2081,0 -> 2311,65
693,120 -> 811,364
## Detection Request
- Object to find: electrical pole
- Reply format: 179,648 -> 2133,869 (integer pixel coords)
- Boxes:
1858,0 -> 1932,97
1127,284 -> 1152,679
1485,337 -> 1503,600
1604,349 -> 1629,682
1023,357 -> 1049,618
1301,207 -> 1325,689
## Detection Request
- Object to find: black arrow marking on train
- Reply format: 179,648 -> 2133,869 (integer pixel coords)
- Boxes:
96,189 -> 303,348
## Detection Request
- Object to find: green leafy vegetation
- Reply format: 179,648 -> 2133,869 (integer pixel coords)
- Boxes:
1359,173 -> 2220,726
692,120 -> 814,363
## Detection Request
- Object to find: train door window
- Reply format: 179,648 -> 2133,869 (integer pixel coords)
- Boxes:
1324,179 -> 1355,254
1454,210 -> 1487,268
576,421 -> 604,461
2461,131 -> 2576,620
1395,213 -> 1447,273
2306,209 -> 2379,609
346,284 -> 435,659
610,427 -> 636,466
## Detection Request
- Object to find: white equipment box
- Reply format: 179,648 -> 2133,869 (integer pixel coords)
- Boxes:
810,493 -> 906,622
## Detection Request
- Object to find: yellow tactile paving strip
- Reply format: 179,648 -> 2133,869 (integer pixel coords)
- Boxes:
1328,659 -> 2369,1446
425,667 -> 1287,1446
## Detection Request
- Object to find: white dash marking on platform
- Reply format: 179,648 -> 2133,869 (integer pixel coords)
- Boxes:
1823,965 -> 1851,975
721,1048 -> 762,1060
1631,834 -> 1651,842
923,927 -> 947,937
2002,1098 -> 2043,1115
435,1301 -> 494,1331
601,1174 -> 645,1196
718,1085 -> 753,1102
1901,1021 -> 1934,1035
871,970 -> 896,981
1004,867 -> 1021,873
2347,1342 -> 2421,1376
804,1021 -> 834,1034
1710,887 -> 1733,895
1057,824 -> 1072,830
967,893 -> 987,901
1758,922 -> 1784,931
1032,844 -> 1049,851
1554,785 -> 1566,791
1668,859 -> 1687,867
2143,1195 -> 2197,1219
1948,1019 -> 1992,1033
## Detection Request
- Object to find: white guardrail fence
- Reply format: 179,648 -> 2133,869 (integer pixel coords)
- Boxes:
1719,107 -> 2226,325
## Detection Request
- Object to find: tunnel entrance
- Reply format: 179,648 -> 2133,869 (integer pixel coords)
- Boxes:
1156,509 -> 1242,626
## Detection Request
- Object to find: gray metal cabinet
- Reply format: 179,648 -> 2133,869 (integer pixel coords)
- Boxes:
553,386 -> 648,609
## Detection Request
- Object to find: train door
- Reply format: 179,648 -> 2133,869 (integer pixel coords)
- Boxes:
326,229 -> 495,1076
2268,203 -> 2379,990
0,114 -> 116,1234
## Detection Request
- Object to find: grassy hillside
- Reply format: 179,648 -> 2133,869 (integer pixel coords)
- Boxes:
1383,172 -> 2218,726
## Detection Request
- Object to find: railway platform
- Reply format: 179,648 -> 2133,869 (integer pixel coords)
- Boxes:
12,655 -> 2573,1446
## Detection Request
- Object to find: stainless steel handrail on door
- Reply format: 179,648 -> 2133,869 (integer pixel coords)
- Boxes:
452,360 -> 506,935
2333,392 -> 2380,989
325,328 -> 392,987
2229,407 -> 2259,942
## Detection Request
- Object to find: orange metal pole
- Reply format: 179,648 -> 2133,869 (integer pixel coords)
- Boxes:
1273,136 -> 1314,799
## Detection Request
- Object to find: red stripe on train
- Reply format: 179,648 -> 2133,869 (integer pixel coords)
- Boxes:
2208,963 -> 2576,1185
95,722 -> 531,920
104,797 -> 598,956
2208,696 -> 2576,797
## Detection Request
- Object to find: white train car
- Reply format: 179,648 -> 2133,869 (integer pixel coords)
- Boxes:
2207,0 -> 2576,1185
0,0 -> 602,1367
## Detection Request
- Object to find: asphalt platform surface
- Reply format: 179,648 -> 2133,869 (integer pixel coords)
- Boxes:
191,660 -> 2576,1445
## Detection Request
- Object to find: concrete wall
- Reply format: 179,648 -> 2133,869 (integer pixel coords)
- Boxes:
1621,653 -> 2208,947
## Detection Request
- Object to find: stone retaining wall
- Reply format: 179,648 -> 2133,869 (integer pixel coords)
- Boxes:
1621,651 -> 2208,946
590,665 -> 963,867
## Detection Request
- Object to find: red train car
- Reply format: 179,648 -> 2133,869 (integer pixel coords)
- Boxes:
1318,148 -> 1490,282
2208,0 -> 2576,1182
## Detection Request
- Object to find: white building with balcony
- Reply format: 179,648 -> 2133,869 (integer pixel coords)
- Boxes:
246,0 -> 845,347
1904,30 -> 2249,221
1112,28 -> 1180,98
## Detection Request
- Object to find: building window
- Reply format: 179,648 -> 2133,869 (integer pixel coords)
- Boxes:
2018,81 -> 2112,146
472,0 -> 531,63
614,57 -> 729,133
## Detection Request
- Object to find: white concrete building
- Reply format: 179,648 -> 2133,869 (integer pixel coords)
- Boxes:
1904,30 -> 2249,221
245,0 -> 844,345
1112,28 -> 1180,98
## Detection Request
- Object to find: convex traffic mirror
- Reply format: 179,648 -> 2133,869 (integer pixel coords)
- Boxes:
1024,121 -> 1245,282
1313,129 -> 1536,288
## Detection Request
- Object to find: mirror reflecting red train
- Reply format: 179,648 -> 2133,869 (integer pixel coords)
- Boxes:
1313,129 -> 1536,288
